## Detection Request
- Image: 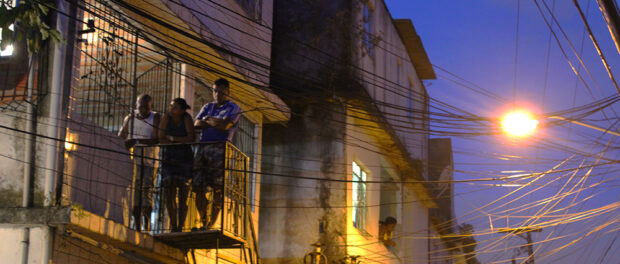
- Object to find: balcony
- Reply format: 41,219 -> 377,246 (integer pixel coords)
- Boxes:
127,141 -> 252,250
63,139 -> 255,253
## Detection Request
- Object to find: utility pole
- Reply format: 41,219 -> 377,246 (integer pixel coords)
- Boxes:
498,226 -> 542,264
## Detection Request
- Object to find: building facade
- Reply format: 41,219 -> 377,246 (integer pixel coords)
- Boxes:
0,0 -> 456,263
0,0 -> 288,263
259,0 -> 454,263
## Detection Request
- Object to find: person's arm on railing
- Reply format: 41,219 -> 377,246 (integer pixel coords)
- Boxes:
118,114 -> 137,149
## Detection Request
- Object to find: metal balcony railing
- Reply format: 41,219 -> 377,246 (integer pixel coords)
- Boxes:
130,141 -> 250,249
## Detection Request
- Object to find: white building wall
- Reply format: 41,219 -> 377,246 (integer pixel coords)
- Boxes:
346,112 -> 430,264
349,1 -> 433,263
356,0 -> 429,179
0,227 -> 45,264
402,187 -> 430,263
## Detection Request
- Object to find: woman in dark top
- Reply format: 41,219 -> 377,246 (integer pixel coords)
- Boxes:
158,98 -> 195,232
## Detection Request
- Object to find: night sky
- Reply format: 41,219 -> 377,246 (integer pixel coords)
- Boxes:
386,1 -> 620,263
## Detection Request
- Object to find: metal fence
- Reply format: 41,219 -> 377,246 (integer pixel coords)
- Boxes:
136,57 -> 181,114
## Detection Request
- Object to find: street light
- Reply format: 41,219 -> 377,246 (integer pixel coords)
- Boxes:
501,110 -> 539,137
501,110 -> 620,137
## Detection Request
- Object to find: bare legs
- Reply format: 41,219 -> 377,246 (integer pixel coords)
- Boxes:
194,186 -> 209,228
194,186 -> 222,228
165,184 -> 188,232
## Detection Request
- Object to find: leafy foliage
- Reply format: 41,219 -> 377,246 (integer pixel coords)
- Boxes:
0,0 -> 63,54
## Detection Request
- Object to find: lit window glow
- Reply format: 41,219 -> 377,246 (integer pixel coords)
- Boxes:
352,161 -> 367,231
65,131 -> 78,151
0,25 -> 15,57
501,110 -> 538,137
0,44 -> 14,56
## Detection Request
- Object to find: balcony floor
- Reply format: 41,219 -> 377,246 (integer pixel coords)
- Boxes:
154,229 -> 247,249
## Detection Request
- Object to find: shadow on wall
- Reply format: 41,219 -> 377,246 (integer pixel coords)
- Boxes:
63,114 -> 133,225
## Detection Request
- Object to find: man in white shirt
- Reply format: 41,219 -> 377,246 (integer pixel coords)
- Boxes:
119,94 -> 161,231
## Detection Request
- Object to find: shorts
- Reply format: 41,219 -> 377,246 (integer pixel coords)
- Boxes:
192,142 -> 226,188
160,145 -> 193,187
133,147 -> 156,208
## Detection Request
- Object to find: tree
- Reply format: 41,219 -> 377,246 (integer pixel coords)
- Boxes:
0,0 -> 63,54
458,223 -> 481,264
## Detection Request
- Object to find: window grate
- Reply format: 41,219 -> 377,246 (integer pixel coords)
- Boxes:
75,0 -> 180,133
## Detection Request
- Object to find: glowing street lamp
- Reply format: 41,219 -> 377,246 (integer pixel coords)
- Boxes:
500,110 -> 620,138
501,110 -> 539,137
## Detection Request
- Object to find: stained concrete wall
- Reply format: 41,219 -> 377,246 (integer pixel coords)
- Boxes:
260,103 -> 432,264
262,0 -> 435,263
0,110 -> 47,208
260,103 -> 348,263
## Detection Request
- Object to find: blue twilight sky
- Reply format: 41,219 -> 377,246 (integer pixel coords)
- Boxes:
386,1 -> 620,263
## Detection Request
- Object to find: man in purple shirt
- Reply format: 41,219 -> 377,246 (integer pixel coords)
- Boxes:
193,78 -> 241,229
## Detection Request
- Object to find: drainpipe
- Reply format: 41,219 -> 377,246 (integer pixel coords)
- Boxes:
22,53 -> 38,264
40,29 -> 63,264
41,0 -> 70,262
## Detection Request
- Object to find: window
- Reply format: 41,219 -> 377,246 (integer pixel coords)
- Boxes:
0,25 -> 14,56
362,2 -> 373,57
352,161 -> 367,231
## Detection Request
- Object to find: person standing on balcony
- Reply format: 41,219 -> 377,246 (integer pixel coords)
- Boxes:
118,94 -> 161,231
193,78 -> 241,229
158,98 -> 195,232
